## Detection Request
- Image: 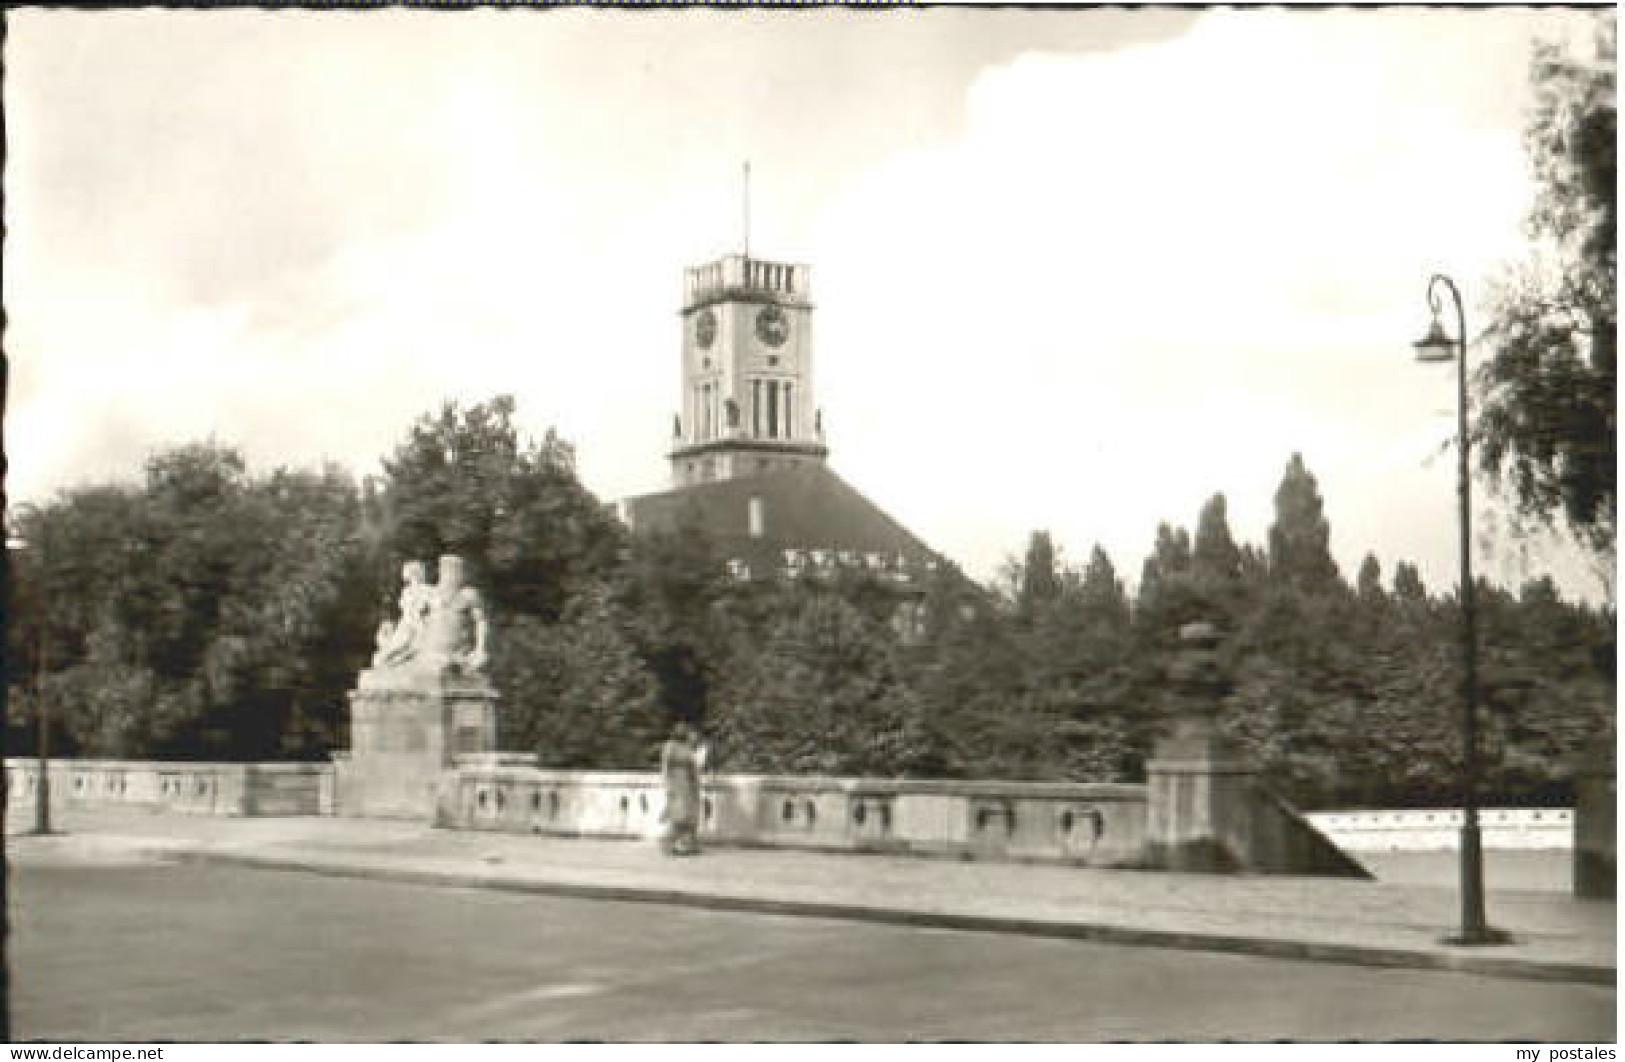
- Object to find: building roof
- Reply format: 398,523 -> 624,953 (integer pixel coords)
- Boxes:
619,464 -> 938,579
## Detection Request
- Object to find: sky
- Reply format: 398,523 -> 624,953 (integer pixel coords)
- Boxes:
4,6 -> 1613,601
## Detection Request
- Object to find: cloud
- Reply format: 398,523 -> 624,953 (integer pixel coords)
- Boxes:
808,9 -> 1594,593
4,8 -> 1605,601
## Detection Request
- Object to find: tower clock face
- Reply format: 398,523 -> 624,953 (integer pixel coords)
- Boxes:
695,309 -> 717,350
755,304 -> 790,348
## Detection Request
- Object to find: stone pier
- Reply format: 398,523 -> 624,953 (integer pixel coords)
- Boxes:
1146,715 -> 1259,872
1144,622 -> 1369,878
335,670 -> 500,819
1573,742 -> 1615,899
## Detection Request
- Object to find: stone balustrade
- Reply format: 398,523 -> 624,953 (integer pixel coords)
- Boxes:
441,755 -> 1149,867
6,758 -> 333,817
17,754 -> 1570,873
685,255 -> 809,304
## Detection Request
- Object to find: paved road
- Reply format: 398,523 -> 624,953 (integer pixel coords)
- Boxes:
12,861 -> 1614,1042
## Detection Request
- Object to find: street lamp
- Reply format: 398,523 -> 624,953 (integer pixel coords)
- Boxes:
1412,273 -> 1507,946
6,534 -> 54,835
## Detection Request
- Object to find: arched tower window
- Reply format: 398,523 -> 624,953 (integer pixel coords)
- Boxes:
752,379 -> 762,438
785,384 -> 794,439
766,380 -> 780,439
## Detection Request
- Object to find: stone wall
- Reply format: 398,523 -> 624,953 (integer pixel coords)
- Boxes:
5,759 -> 333,817
441,755 -> 1150,867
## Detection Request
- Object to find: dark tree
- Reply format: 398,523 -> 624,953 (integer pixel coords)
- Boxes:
618,514 -> 735,726
912,590 -> 1041,780
1479,18 -> 1616,569
1050,546 -> 1138,780
710,591 -> 931,776
1268,453 -> 1340,592
1136,521 -> 1193,624
1356,553 -> 1385,604
1192,493 -> 1243,588
8,446 -> 374,761
1393,560 -> 1429,603
1078,545 -> 1131,632
1014,530 -> 1062,626
379,395 -> 624,622
499,583 -> 668,769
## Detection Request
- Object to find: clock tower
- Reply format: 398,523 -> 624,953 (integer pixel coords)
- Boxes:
670,253 -> 828,487
622,247 -> 941,595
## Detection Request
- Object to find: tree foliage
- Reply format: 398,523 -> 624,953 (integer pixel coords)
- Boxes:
8,445 -> 374,760
1480,17 -> 1617,565
1268,453 -> 1340,592
709,590 -> 932,776
1014,530 -> 1061,626
8,394 -> 1608,810
497,584 -> 667,769
379,395 -> 625,621
1193,493 -> 1243,590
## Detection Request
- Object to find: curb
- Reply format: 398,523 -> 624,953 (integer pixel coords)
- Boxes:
166,847 -> 1616,989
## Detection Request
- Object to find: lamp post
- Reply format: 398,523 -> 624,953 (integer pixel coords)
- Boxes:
6,533 -> 53,835
1412,273 -> 1507,946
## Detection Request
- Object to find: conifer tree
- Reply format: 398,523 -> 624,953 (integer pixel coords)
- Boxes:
1015,530 -> 1062,627
1392,560 -> 1429,603
1137,522 -> 1194,620
1356,553 -> 1385,603
1268,453 -> 1341,592
1078,545 -> 1131,632
1192,493 -> 1243,588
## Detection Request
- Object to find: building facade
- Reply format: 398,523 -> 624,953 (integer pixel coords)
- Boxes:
621,251 -> 940,590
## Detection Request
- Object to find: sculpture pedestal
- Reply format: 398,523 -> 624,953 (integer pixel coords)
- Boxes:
334,668 -> 500,820
1145,715 -> 1259,872
1139,622 -> 1368,877
1145,714 -> 1370,877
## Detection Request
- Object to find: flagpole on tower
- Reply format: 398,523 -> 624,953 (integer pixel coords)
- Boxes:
742,160 -> 751,259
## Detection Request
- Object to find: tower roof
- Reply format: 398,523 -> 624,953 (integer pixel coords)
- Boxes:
620,464 -> 937,577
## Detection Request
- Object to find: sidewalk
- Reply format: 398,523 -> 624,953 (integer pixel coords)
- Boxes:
9,808 -> 1614,986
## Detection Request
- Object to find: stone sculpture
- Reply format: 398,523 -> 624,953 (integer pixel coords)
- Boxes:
343,553 -> 499,819
371,560 -> 433,668
369,554 -> 490,677
420,555 -> 490,676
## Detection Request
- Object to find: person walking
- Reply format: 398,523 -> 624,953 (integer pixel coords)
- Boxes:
660,722 -> 703,856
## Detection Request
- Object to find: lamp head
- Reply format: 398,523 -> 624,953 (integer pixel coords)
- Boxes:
1413,315 -> 1456,363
